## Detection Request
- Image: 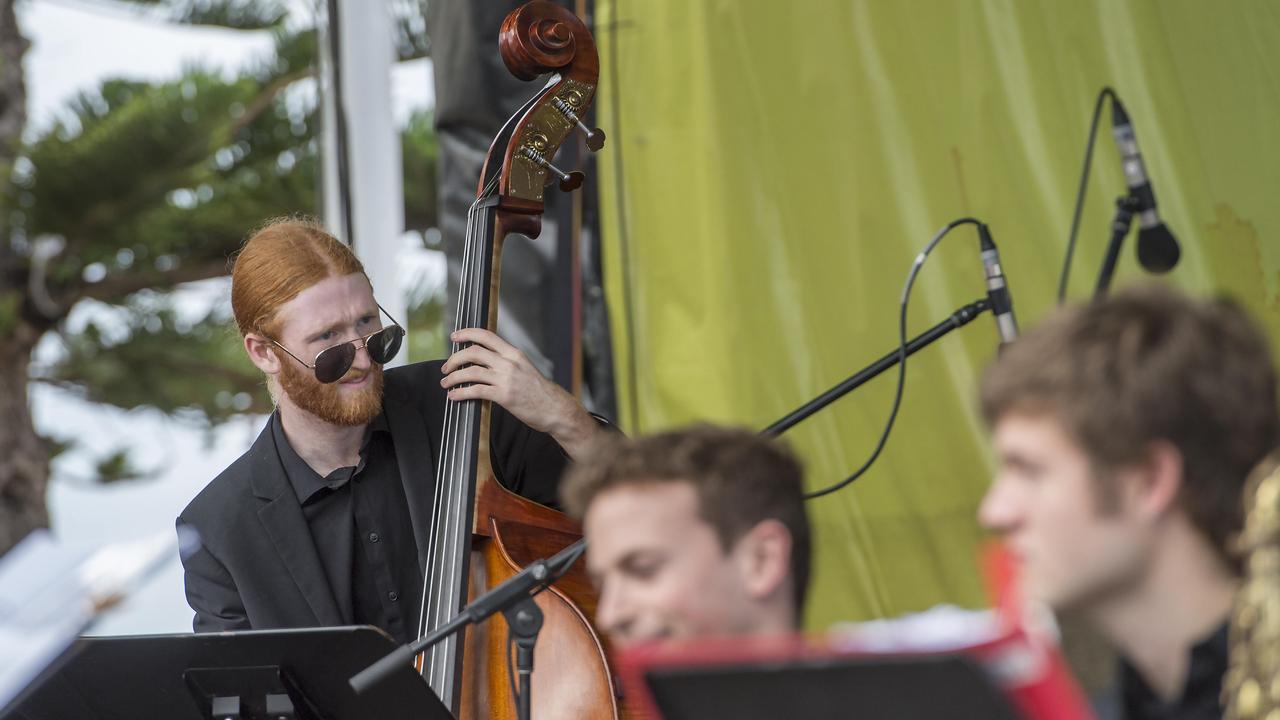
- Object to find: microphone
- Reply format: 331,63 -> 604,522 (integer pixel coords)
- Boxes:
1110,98 -> 1180,273
350,539 -> 587,695
978,223 -> 1018,346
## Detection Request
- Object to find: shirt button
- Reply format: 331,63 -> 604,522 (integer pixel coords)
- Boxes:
388,591 -> 399,602
368,532 -> 380,543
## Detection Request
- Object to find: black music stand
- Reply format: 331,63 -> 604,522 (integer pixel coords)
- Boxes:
6,626 -> 452,720
643,653 -> 1023,720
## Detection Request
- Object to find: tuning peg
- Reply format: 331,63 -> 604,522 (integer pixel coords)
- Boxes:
579,126 -> 606,152
552,97 -> 606,152
557,171 -> 584,192
522,146 -> 586,192
576,125 -> 605,152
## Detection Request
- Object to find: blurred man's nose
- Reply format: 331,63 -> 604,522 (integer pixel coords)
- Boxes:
595,580 -> 632,641
978,476 -> 1020,532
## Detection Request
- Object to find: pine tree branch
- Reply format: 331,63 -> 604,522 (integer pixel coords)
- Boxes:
36,355 -> 261,393
57,66 -> 312,263
230,67 -> 312,137
77,259 -> 232,305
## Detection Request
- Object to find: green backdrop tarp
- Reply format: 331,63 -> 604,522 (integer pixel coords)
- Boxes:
592,0 -> 1280,629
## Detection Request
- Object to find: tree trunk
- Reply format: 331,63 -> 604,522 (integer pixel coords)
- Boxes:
0,0 -> 25,153
0,0 -> 39,557
0,324 -> 46,555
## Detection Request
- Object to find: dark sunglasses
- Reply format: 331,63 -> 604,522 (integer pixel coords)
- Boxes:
269,304 -> 405,384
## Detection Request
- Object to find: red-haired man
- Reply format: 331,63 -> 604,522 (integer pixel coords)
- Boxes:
177,218 -> 607,643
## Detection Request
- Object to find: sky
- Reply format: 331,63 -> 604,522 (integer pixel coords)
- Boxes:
23,0 -> 434,134
21,0 -> 436,635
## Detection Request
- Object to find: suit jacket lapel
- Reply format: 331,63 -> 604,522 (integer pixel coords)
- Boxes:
382,394 -> 437,565
249,418 -> 345,627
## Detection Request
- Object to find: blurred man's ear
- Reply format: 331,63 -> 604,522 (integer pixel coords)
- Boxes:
1131,440 -> 1184,521
735,519 -> 794,603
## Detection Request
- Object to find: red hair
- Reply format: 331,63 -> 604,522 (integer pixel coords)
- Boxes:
230,217 -> 367,337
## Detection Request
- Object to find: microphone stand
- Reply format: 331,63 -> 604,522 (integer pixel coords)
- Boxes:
349,539 -> 587,720
762,298 -> 990,438
1093,194 -> 1141,297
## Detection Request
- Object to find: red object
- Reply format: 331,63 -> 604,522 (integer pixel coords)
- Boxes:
965,625 -> 1096,720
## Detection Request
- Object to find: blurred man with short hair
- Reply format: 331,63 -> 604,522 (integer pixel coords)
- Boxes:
562,425 -> 811,649
978,284 -> 1279,720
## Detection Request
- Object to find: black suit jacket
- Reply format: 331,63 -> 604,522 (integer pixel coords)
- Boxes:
177,360 -> 568,633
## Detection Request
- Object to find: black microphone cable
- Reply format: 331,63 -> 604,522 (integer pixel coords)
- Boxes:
805,218 -> 985,501
1057,87 -> 1118,304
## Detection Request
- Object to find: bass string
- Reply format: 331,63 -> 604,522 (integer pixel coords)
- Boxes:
419,183 -> 498,693
418,193 -> 478,683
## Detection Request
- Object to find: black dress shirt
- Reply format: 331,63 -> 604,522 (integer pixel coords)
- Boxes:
271,413 -> 422,645
1119,622 -> 1228,720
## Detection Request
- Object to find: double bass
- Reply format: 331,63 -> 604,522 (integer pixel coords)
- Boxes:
415,3 -> 619,718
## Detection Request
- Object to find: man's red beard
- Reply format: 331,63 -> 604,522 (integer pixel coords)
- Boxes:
276,354 -> 385,426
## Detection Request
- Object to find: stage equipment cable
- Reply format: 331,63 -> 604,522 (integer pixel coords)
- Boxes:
1056,86 -> 1117,304
804,218 -> 984,500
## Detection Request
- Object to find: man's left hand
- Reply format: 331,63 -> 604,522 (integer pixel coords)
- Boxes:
441,328 -> 604,459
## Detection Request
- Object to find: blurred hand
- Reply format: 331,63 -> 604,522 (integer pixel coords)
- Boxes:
441,328 -> 603,458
